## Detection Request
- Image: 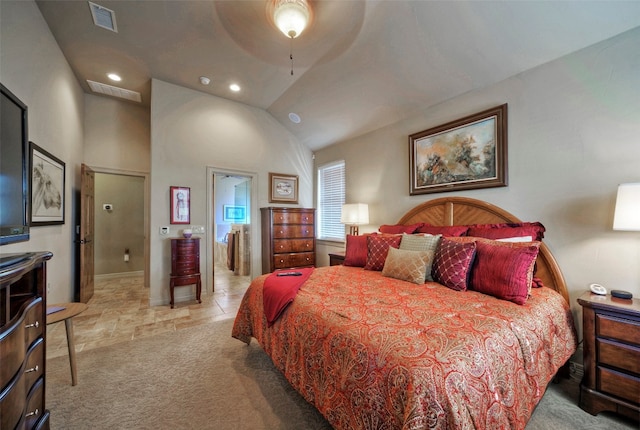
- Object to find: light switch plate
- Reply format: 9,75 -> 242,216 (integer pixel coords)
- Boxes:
160,226 -> 169,235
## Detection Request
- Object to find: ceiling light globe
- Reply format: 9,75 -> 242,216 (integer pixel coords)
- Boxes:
273,0 -> 310,39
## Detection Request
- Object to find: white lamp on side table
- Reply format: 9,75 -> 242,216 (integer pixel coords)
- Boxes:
340,203 -> 369,236
613,183 -> 640,231
612,182 -> 640,299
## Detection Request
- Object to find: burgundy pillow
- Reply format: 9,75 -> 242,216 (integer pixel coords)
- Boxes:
470,240 -> 541,305
432,238 -> 477,291
344,234 -> 370,267
378,223 -> 423,234
467,222 -> 545,241
364,234 -> 402,271
416,225 -> 469,237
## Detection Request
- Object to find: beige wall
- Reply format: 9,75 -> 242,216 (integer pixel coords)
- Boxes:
0,0 -> 85,304
149,79 -> 313,306
83,94 -> 150,173
316,27 -> 640,343
94,173 -> 145,275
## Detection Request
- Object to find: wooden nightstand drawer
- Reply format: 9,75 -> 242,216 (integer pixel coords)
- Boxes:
273,252 -> 315,269
597,314 -> 640,345
273,212 -> 314,225
598,366 -> 640,404
598,339 -> 640,374
274,239 -> 314,253
273,225 -> 314,239
579,292 -> 640,420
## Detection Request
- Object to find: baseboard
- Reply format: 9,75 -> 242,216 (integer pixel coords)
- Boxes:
95,271 -> 144,280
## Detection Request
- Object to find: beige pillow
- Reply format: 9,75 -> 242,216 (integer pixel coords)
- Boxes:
381,247 -> 433,285
399,233 -> 441,281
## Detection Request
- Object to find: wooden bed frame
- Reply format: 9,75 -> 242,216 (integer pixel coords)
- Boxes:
397,196 -> 569,304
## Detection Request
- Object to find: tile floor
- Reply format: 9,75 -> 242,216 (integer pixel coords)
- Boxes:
46,263 -> 251,360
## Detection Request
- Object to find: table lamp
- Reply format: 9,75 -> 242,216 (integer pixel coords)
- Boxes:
341,203 -> 369,236
611,182 -> 640,299
613,183 -> 640,231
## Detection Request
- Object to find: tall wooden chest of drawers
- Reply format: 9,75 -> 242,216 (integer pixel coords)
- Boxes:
261,207 -> 315,274
170,238 -> 201,309
1,251 -> 52,430
578,292 -> 640,421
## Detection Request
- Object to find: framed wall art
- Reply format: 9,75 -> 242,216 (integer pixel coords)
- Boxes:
409,104 -> 508,195
30,141 -> 65,225
170,186 -> 190,224
223,205 -> 246,222
269,172 -> 298,204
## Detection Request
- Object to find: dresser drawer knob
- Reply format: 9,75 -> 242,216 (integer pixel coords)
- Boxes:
279,230 -> 284,234
280,259 -> 284,263
280,245 -> 284,249
25,321 -> 40,329
25,408 -> 39,418
25,365 -> 39,373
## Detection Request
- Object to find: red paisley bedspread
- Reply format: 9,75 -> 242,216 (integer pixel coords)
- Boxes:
232,265 -> 577,430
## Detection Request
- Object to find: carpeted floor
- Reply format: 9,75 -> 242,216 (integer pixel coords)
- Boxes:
46,318 -> 637,430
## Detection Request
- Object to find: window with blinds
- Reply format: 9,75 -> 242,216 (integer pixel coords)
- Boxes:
317,160 -> 345,241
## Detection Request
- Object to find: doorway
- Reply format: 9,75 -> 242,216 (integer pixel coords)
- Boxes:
206,167 -> 259,291
78,167 -> 149,302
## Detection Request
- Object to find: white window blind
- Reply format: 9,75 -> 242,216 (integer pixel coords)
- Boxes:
317,160 -> 345,241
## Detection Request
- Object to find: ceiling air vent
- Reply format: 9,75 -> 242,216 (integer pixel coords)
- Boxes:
87,80 -> 142,103
88,2 -> 118,32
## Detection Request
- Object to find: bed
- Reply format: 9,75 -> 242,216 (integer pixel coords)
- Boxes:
232,197 -> 577,429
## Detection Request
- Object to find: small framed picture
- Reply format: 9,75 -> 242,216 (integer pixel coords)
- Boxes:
223,205 -> 246,222
269,172 -> 298,204
30,141 -> 65,225
170,186 -> 190,224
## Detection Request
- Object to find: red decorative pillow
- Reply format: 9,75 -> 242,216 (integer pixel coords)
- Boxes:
344,234 -> 371,267
364,234 -> 402,271
378,223 -> 423,234
416,225 -> 469,237
432,238 -> 477,291
467,222 -> 545,241
470,240 -> 541,305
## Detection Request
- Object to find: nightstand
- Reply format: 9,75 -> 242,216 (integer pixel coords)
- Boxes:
577,292 -> 640,421
328,251 -> 345,266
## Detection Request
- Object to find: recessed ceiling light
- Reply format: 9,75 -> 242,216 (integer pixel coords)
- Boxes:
229,83 -> 241,92
107,73 -> 121,82
199,76 -> 210,85
288,112 -> 301,124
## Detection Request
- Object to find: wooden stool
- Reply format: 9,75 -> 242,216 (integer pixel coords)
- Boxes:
46,302 -> 88,386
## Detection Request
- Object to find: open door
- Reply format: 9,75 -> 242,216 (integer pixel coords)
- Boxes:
79,164 -> 95,303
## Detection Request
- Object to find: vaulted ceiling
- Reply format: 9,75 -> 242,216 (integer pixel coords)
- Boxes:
36,1 -> 640,151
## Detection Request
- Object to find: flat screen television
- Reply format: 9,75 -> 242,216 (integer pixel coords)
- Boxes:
0,83 -> 30,245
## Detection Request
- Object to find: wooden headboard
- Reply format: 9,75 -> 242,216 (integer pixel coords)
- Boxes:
397,197 -> 569,304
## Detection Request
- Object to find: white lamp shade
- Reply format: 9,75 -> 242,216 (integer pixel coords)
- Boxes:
613,183 -> 640,231
273,0 -> 310,39
340,203 -> 369,225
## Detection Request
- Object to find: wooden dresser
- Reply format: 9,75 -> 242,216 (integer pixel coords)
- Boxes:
169,238 -> 201,309
0,251 -> 52,430
578,292 -> 640,421
261,207 -> 315,274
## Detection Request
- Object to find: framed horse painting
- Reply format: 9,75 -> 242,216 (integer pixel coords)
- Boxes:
29,141 -> 65,225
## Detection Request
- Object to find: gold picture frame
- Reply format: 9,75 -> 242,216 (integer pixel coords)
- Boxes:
269,172 -> 298,204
